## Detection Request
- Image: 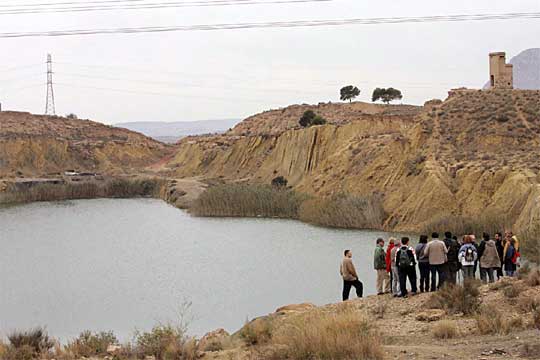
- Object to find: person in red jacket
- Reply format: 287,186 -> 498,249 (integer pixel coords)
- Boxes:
386,237 -> 396,293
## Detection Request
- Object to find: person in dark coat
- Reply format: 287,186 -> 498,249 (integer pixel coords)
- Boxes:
395,237 -> 417,298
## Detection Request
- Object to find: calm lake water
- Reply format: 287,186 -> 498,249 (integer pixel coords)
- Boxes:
0,198 -> 402,340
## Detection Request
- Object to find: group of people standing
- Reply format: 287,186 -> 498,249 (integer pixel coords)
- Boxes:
340,231 -> 520,300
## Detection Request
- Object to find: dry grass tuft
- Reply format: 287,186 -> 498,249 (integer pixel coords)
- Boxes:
371,302 -> 387,319
518,296 -> 540,313
525,269 -> 540,287
426,280 -> 481,315
475,305 -> 523,335
533,308 -> 540,330
239,318 -> 274,346
421,212 -> 512,238
432,320 -> 458,339
270,309 -> 383,360
503,282 -> 524,298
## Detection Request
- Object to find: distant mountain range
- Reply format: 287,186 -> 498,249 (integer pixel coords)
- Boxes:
115,119 -> 240,143
484,48 -> 540,89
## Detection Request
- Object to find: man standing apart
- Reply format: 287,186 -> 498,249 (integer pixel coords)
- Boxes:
374,238 -> 390,295
340,250 -> 363,300
424,232 -> 448,291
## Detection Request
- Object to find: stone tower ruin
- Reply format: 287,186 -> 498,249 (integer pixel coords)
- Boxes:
489,52 -> 513,89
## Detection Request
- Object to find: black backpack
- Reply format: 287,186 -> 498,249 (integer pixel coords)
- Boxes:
398,246 -> 413,268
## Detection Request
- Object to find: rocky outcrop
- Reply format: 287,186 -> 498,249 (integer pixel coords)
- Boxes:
0,111 -> 169,177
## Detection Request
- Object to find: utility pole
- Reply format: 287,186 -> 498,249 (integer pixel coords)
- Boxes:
45,54 -> 56,115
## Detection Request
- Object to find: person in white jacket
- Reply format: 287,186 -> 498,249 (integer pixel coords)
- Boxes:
458,235 -> 478,279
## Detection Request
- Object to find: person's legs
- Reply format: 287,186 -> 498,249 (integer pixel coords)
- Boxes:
437,265 -> 446,288
463,266 -> 474,279
448,269 -> 457,285
398,269 -> 408,297
352,279 -> 363,298
419,263 -> 428,292
342,280 -> 352,301
487,268 -> 495,283
480,267 -> 488,283
430,265 -> 438,291
408,267 -> 418,293
496,267 -> 503,280
392,266 -> 401,295
376,270 -> 384,294
384,271 -> 391,293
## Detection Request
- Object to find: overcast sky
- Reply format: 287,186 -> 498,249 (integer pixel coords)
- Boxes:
0,0 -> 539,124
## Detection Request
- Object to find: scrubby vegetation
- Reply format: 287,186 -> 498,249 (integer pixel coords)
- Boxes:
475,305 -> 523,335
191,183 -> 387,230
239,318 -> 274,346
432,320 -> 458,339
0,177 -> 165,205
65,331 -> 118,358
427,280 -> 481,315
1,328 -> 54,360
298,194 -> 386,230
270,309 -> 383,360
298,110 -> 327,127
190,183 -> 304,218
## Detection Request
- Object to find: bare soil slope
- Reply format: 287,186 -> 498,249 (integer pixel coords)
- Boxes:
0,112 -> 169,177
165,91 -> 540,232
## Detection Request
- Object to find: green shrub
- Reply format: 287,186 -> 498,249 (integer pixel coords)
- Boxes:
66,330 -> 118,357
134,325 -> 186,360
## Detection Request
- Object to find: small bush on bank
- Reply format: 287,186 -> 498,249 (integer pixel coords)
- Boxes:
134,325 -> 188,360
503,282 -> 524,298
525,269 -> 540,287
298,194 -> 386,229
270,309 -> 383,360
7,328 -> 54,355
191,183 -> 305,219
520,224 -> 540,264
475,305 -> 523,335
426,280 -> 481,315
432,320 -> 458,339
518,296 -> 540,313
65,330 -> 118,357
239,318 -> 273,346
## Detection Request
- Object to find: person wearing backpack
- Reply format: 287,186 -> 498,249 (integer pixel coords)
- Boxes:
415,235 -> 430,292
374,238 -> 390,295
458,235 -> 477,279
478,233 -> 501,283
395,237 -> 417,297
443,231 -> 460,284
504,238 -> 518,277
424,232 -> 448,291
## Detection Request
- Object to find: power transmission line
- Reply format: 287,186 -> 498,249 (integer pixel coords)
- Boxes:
45,54 -> 56,115
0,12 -> 538,38
0,0 -> 332,15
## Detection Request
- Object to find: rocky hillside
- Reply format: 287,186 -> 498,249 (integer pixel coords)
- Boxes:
164,90 -> 540,232
0,112 -> 169,178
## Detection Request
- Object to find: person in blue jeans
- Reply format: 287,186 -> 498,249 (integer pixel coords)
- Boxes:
504,238 -> 517,277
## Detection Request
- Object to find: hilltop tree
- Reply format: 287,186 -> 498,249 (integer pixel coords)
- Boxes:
271,176 -> 288,188
340,85 -> 361,102
66,113 -> 78,120
299,110 -> 327,127
372,88 -> 403,104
